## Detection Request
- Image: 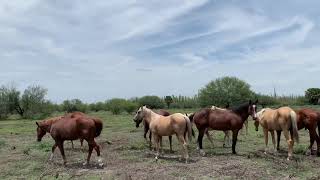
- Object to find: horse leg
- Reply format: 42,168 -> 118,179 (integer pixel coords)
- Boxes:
159,136 -> 163,154
232,130 -> 239,154
149,131 -> 153,151
49,142 -> 58,161
198,128 -> 205,156
71,141 -> 74,149
223,131 -> 231,147
85,142 -> 94,166
153,134 -> 160,161
283,130 -> 293,160
169,136 -> 173,153
205,130 -> 214,147
57,141 -> 66,165
177,135 -> 189,163
307,129 -> 316,155
276,130 -> 281,151
80,139 -> 84,147
263,129 -> 268,154
270,131 -> 277,153
245,120 -> 248,135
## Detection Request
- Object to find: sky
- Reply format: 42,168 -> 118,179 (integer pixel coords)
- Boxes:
1,0 -> 320,103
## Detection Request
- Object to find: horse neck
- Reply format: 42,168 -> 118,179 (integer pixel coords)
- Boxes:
145,109 -> 160,123
41,120 -> 54,132
231,105 -> 250,122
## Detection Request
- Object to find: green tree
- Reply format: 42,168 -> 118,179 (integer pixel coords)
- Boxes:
106,98 -> 127,114
198,76 -> 254,107
164,96 -> 173,108
138,96 -> 165,109
305,88 -> 320,105
62,99 -> 87,113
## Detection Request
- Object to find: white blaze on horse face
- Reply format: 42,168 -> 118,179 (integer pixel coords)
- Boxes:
252,105 -> 257,119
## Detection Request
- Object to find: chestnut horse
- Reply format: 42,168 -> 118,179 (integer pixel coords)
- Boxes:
133,106 -> 192,162
274,108 -> 320,156
135,109 -> 172,152
254,107 -> 299,160
192,100 -> 257,155
37,115 -> 84,148
36,112 -> 103,165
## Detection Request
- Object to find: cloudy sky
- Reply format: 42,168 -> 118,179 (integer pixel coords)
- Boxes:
1,0 -> 319,103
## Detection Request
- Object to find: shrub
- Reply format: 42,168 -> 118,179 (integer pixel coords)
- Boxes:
106,98 -> 127,114
138,96 -> 165,109
198,76 -> 255,107
62,99 -> 87,113
305,88 -> 320,105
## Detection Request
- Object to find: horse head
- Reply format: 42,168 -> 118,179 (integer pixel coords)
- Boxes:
248,99 -> 258,120
36,122 -> 47,142
133,106 -> 147,128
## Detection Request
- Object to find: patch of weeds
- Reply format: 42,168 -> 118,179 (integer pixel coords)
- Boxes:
294,144 -> 307,155
31,142 -> 52,152
0,139 -> 5,149
23,148 -> 31,155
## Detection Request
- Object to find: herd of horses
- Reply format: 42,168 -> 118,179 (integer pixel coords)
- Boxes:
35,100 -> 320,166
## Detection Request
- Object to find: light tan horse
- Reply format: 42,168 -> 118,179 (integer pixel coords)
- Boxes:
133,106 -> 192,163
254,107 -> 299,160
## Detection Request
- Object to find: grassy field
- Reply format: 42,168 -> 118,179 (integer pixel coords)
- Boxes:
1,107 -> 320,179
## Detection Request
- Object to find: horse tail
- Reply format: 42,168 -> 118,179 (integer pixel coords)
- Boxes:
93,118 -> 103,137
290,110 -> 299,143
184,116 -> 192,142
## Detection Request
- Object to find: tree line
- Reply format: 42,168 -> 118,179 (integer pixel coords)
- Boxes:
0,76 -> 319,119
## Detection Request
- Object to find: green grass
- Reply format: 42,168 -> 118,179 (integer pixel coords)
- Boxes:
0,106 -> 320,179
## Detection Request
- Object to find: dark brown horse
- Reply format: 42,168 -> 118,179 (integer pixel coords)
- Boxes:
275,108 -> 320,156
191,100 -> 258,155
36,112 -> 103,166
135,109 -> 173,152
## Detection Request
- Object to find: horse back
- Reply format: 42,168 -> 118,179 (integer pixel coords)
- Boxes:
50,116 -> 96,140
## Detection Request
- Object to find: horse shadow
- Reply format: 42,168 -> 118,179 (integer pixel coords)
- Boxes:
144,151 -> 197,163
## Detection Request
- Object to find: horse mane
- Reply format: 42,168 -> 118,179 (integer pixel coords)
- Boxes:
230,102 -> 250,114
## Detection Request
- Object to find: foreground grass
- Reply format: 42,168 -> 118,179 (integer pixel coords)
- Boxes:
0,107 -> 320,179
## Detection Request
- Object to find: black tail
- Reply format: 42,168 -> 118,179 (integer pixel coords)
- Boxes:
93,118 -> 103,137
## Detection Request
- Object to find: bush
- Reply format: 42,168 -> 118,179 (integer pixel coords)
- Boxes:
305,88 -> 320,105
62,99 -> 87,113
88,102 -> 106,112
138,96 -> 165,109
106,98 -> 127,114
198,76 -> 254,107
123,101 -> 138,114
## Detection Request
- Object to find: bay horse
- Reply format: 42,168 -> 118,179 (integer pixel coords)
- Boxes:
136,109 -> 173,152
254,107 -> 299,160
36,112 -> 103,166
133,106 -> 192,163
192,100 -> 257,155
273,108 -> 320,156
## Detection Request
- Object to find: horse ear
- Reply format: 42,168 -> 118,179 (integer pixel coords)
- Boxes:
225,103 -> 230,109
249,100 -> 252,105
36,122 -> 39,127
255,99 -> 259,104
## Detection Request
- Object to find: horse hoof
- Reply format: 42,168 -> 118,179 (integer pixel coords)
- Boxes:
83,162 -> 89,166
264,151 -> 267,155
305,150 -> 311,156
200,150 -> 206,156
155,156 -> 159,161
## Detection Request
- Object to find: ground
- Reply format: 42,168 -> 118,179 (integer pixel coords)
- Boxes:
1,107 -> 320,179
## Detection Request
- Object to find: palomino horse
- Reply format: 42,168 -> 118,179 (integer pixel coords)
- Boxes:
254,107 -> 299,160
274,108 -> 320,156
192,100 -> 257,155
36,112 -> 103,166
133,106 -> 192,162
137,109 -> 173,152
